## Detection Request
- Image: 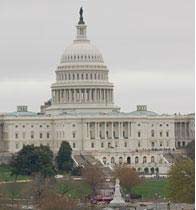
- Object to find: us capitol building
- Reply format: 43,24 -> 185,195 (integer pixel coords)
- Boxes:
0,8 -> 194,174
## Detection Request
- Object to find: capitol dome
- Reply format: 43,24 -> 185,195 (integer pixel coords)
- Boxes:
46,7 -> 120,114
60,41 -> 104,64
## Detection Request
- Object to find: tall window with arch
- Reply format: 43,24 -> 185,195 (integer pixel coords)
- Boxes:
151,156 -> 155,163
135,156 -> 139,164
151,130 -> 154,137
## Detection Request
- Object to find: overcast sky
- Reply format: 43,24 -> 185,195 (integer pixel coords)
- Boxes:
0,0 -> 194,114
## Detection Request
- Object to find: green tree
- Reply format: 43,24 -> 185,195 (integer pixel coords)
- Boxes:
168,159 -> 195,203
11,145 -> 55,178
186,140 -> 195,160
56,141 -> 74,172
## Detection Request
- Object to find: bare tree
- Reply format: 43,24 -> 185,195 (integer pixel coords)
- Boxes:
81,165 -> 105,197
39,191 -> 77,210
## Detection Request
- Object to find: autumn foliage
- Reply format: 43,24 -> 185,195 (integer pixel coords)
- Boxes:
39,191 -> 77,210
114,166 -> 141,193
81,165 -> 105,196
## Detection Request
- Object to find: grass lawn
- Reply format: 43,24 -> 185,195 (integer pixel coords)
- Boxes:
0,165 -> 29,182
57,179 -> 92,199
132,179 -> 168,200
0,178 -> 91,200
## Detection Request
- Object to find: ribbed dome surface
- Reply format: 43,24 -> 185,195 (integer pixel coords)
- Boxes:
60,41 -> 104,64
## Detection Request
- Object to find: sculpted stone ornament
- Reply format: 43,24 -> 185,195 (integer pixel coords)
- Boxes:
110,178 -> 125,205
78,7 -> 85,24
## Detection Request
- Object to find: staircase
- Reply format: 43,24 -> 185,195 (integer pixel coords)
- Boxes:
163,152 -> 187,164
73,153 -> 114,195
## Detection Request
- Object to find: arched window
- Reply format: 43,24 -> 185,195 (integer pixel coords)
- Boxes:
151,167 -> 155,174
151,142 -> 155,147
111,157 -> 115,164
151,156 -> 155,163
127,157 -> 131,164
144,168 -> 149,174
143,156 -> 147,163
101,142 -> 104,148
103,157 -> 107,165
135,156 -> 139,164
119,157 -> 123,164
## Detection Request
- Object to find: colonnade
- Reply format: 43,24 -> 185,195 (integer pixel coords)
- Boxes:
52,88 -> 113,104
86,121 -> 132,140
175,122 -> 190,139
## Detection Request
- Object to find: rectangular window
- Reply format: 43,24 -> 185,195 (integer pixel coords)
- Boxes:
40,133 -> 43,139
91,142 -> 94,148
124,142 -> 127,147
15,133 -> 18,139
31,132 -> 34,139
160,132 -> 162,137
138,132 -> 141,137
47,132 -> 50,139
73,142 -> 76,148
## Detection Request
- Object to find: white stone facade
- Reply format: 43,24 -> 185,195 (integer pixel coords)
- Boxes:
0,9 -> 194,174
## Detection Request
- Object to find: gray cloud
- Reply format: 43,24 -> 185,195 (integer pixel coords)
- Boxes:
0,0 -> 194,114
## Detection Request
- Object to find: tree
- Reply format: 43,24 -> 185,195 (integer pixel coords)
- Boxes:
186,141 -> 195,160
11,145 -> 55,178
39,191 -> 77,210
114,166 -> 141,193
56,141 -> 74,172
168,159 -> 195,203
81,165 -> 105,196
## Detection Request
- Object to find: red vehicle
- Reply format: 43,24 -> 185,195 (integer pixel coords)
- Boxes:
91,195 -> 113,204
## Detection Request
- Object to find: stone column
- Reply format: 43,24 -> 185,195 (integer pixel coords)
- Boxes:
111,122 -> 114,139
118,122 -> 121,139
97,122 -> 99,139
128,122 -> 131,138
65,89 -> 68,103
89,89 -> 92,103
103,89 -> 105,103
95,122 -> 97,139
95,89 -> 97,103
68,89 -> 71,103
57,90 -> 60,103
87,123 -> 89,138
105,122 -> 107,139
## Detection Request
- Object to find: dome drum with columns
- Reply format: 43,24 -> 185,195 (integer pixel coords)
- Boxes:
46,8 -> 119,114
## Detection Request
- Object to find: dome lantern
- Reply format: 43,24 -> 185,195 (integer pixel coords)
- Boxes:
76,7 -> 87,41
